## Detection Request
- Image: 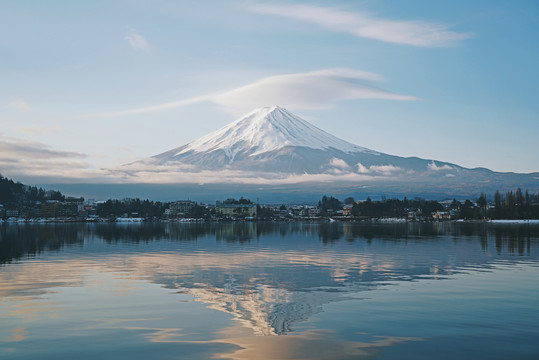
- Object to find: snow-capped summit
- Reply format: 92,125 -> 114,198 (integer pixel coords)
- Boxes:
122,106 -> 538,194
164,106 -> 375,164
146,106 -> 452,174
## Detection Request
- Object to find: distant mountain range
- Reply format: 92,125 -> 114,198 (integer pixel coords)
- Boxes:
101,106 -> 536,200
35,106 -> 537,202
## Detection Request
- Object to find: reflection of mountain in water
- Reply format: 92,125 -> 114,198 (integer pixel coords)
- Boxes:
184,283 -> 341,336
1,222 -> 538,336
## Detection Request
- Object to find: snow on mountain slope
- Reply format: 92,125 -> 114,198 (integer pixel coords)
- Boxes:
139,106 -> 469,177
117,105 -> 538,193
156,106 -> 378,164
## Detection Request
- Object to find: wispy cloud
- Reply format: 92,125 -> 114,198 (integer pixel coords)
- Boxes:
86,94 -> 214,118
212,69 -> 417,115
105,164 -> 387,185
98,158 -> 409,185
0,136 -> 85,160
125,27 -> 150,52
7,99 -> 31,113
250,3 -> 471,47
86,68 -> 418,118
16,125 -> 61,136
0,135 -> 92,180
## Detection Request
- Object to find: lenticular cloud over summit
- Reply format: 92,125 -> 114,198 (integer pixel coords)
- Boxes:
89,69 -> 417,118
211,69 -> 418,115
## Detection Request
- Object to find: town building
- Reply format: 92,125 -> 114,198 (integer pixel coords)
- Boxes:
41,201 -> 60,218
216,199 -> 257,218
6,209 -> 19,217
432,211 -> 451,221
56,203 -> 79,218
168,200 -> 197,217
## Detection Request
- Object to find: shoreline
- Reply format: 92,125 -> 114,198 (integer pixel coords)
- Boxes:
1,218 -> 539,225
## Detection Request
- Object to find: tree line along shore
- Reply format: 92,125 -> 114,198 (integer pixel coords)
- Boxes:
1,174 -> 538,222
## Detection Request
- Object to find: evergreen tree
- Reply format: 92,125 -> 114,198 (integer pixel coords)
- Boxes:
477,193 -> 487,218
494,190 -> 502,219
525,190 -> 531,219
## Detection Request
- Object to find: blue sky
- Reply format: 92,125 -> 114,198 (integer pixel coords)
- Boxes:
1,0 -> 538,181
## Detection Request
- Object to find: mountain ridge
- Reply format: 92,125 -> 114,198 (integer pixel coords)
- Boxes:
152,106 -> 377,166
144,106 -> 462,177
115,106 -> 538,197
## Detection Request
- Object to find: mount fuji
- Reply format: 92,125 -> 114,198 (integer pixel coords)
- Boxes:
149,106 -> 383,174
114,106 -> 537,200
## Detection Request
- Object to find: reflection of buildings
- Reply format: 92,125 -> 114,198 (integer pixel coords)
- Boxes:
216,223 -> 258,242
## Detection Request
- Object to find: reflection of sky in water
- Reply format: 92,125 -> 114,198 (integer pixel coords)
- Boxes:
0,223 -> 538,359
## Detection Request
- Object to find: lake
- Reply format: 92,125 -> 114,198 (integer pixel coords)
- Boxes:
0,222 -> 538,359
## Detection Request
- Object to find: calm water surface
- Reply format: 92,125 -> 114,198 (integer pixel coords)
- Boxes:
0,222 -> 538,359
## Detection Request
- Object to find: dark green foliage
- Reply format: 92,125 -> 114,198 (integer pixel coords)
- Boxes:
0,174 -> 50,205
0,174 -> 65,217
350,197 -> 443,218
490,188 -> 539,219
494,190 -> 502,218
96,198 -> 167,218
222,197 -> 255,205
318,195 -> 342,214
186,204 -> 209,219
256,205 -> 275,219
460,200 -> 480,219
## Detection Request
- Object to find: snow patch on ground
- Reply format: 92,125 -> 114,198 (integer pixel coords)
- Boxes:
428,161 -> 453,171
488,220 -> 539,224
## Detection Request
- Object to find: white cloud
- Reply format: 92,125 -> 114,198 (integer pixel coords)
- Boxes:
7,99 -> 31,113
0,138 -> 407,184
357,162 -> 370,174
251,4 -> 471,47
355,162 -> 402,175
0,135 -> 94,180
86,68 -> 418,118
125,27 -> 150,52
105,162 -> 391,185
84,93 -> 214,118
16,125 -> 60,136
329,158 -> 350,169
369,164 -> 402,175
99,157 -> 409,185
212,69 -> 417,115
427,161 -> 453,171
